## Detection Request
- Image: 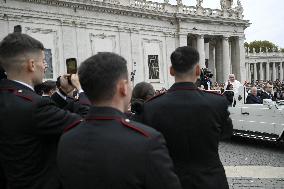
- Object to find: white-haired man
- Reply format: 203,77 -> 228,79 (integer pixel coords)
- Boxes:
225,74 -> 242,94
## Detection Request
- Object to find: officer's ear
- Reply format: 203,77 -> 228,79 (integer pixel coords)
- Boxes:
26,58 -> 36,72
170,66 -> 175,76
195,64 -> 201,78
117,79 -> 129,97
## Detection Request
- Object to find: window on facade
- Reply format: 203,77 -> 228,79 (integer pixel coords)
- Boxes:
148,55 -> 159,80
44,49 -> 53,79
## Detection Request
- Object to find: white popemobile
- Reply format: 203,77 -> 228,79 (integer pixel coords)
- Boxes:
228,87 -> 284,142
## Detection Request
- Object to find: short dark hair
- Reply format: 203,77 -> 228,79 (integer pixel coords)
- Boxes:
78,52 -> 128,102
42,80 -> 56,93
131,82 -> 155,101
0,33 -> 44,71
170,46 -> 200,74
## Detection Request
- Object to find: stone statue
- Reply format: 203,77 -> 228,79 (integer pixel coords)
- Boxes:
220,0 -> 226,9
177,0 -> 182,5
235,0 -> 243,14
221,0 -> 233,10
196,0 -> 203,7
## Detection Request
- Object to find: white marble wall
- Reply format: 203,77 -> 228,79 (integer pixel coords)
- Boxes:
0,0 -> 248,88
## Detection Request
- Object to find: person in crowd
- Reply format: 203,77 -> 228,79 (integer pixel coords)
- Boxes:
0,33 -> 89,189
246,86 -> 261,104
223,83 -> 235,106
34,80 -> 57,97
57,52 -> 182,189
50,75 -> 91,112
130,82 -> 155,120
140,46 -> 233,189
260,82 -> 275,102
41,80 -> 57,97
225,74 -> 242,94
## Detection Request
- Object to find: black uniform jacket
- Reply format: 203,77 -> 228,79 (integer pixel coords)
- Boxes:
57,106 -> 182,189
140,82 -> 233,189
246,94 -> 261,104
260,91 -> 275,102
0,79 -> 89,189
51,91 -> 91,115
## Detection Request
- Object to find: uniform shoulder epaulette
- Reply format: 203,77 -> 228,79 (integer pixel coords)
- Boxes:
64,119 -> 82,133
203,90 -> 224,96
146,92 -> 166,103
121,118 -> 150,138
0,87 -> 33,102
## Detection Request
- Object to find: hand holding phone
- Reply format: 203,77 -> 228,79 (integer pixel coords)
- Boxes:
66,58 -> 77,85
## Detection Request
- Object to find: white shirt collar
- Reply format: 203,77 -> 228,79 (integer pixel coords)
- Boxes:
56,90 -> 67,100
13,80 -> 34,91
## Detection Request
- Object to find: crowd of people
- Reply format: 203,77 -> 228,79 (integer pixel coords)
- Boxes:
0,32 -> 280,189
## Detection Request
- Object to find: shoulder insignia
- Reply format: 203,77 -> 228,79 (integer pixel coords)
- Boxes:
203,90 -> 224,96
120,118 -> 150,138
146,92 -> 165,102
64,119 -> 82,133
0,87 -> 33,101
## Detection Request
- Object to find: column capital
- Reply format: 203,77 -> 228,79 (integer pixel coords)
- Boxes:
223,35 -> 230,40
197,34 -> 204,39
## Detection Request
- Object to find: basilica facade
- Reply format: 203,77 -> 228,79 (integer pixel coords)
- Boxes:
0,0 -> 249,88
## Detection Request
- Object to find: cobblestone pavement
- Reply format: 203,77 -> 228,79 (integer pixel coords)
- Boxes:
219,137 -> 284,189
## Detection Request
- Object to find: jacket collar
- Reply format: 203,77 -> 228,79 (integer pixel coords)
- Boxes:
0,79 -> 35,93
86,106 -> 126,120
168,82 -> 198,92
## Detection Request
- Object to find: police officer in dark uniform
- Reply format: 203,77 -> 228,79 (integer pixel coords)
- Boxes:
0,65 -> 6,189
140,46 -> 233,189
0,33 -> 89,189
57,52 -> 182,189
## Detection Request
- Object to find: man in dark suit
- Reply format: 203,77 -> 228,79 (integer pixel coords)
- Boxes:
260,82 -> 275,102
246,87 -> 261,104
0,33 -> 89,189
140,46 -> 233,189
57,52 -> 182,189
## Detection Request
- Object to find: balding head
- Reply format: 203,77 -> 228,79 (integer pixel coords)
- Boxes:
251,87 -> 257,97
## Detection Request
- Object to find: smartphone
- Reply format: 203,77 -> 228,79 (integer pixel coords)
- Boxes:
66,58 -> 77,74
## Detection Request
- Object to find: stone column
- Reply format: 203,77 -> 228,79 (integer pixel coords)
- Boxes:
245,63 -> 248,81
215,38 -> 223,82
253,63 -> 257,81
232,36 -> 246,82
222,36 -> 230,82
266,62 -> 270,81
179,34 -> 188,47
272,62 -> 276,81
130,29 -> 142,84
118,28 -> 132,76
197,35 -> 206,68
247,63 -> 251,82
259,62 -> 263,81
280,62 -> 284,81
208,41 -> 216,82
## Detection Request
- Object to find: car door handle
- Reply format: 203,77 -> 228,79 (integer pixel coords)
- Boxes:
241,112 -> 250,115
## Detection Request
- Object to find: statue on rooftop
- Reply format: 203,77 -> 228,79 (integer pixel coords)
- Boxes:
177,0 -> 182,6
196,0 -> 203,7
220,0 -> 233,10
236,0 -> 243,13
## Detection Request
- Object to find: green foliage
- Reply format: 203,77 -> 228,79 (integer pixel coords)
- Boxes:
245,40 -> 279,53
281,48 -> 284,53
